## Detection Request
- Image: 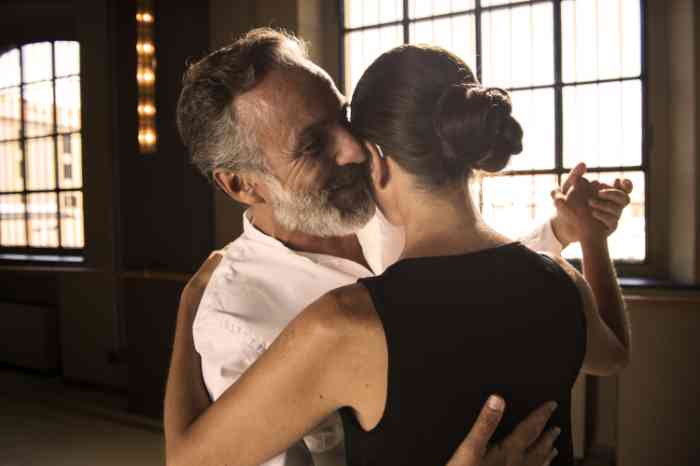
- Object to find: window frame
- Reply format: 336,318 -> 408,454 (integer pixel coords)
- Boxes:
0,40 -> 85,261
339,0 -> 651,276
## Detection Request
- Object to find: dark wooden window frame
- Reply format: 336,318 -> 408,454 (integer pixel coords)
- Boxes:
0,40 -> 84,260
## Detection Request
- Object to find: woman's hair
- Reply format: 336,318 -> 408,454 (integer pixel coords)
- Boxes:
350,45 -> 523,190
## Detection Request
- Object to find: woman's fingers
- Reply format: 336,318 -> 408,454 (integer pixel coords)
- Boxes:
620,178 -> 634,194
592,210 -> 618,232
589,198 -> 623,217
597,188 -> 631,207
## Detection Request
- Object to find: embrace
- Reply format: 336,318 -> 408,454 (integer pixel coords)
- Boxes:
164,28 -> 631,466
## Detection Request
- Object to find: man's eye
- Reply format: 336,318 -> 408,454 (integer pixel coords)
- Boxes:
304,140 -> 323,155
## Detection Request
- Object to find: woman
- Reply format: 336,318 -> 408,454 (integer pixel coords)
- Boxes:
168,45 -> 630,466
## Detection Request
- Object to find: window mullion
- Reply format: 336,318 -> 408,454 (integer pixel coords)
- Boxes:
17,47 -> 29,247
51,42 -> 63,250
553,0 -> 563,174
475,0 -> 483,82
402,0 -> 410,43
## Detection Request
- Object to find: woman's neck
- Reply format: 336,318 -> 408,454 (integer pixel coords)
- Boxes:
399,185 -> 511,260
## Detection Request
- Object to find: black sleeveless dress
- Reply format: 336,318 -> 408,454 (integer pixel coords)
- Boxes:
340,242 -> 586,466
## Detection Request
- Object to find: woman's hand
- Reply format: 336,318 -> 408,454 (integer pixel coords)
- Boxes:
559,176 -> 608,245
550,163 -> 633,247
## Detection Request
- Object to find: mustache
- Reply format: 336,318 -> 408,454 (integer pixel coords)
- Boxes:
324,163 -> 370,192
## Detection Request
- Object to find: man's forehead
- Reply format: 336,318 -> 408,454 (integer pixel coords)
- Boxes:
265,68 -> 339,111
237,67 -> 344,142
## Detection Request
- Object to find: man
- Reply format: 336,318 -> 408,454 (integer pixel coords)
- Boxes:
165,28 -> 632,466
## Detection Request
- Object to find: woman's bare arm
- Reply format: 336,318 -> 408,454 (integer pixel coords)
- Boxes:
546,182 -> 630,377
166,284 -> 382,466
551,252 -> 629,376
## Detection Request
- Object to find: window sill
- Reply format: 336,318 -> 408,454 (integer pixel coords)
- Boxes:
619,277 -> 699,291
0,253 -> 84,263
0,254 -> 88,272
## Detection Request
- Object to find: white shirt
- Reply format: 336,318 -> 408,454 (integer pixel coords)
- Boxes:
193,209 -> 563,466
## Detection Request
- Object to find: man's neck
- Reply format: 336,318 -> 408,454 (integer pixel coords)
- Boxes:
248,205 -> 369,269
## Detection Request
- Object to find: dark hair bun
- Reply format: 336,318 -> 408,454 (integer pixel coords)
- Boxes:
433,84 -> 523,173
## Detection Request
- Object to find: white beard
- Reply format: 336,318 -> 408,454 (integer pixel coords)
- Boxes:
262,173 -> 375,238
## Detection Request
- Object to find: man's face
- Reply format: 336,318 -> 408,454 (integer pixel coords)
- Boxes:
237,66 -> 375,237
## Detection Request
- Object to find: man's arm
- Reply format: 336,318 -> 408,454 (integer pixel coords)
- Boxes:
164,252 -> 222,463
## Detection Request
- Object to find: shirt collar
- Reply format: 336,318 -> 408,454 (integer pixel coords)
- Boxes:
241,208 -> 292,251
240,208 -> 379,276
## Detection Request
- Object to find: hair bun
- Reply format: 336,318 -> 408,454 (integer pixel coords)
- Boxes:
433,84 -> 523,173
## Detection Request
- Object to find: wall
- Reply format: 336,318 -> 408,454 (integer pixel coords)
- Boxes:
116,0 -> 214,418
617,293 -> 700,466
0,0 -> 125,389
0,0 -> 216,411
665,0 -> 699,284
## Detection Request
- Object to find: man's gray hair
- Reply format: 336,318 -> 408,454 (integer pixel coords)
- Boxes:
176,28 -> 309,180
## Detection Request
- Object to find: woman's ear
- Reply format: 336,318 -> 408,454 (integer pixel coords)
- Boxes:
364,142 -> 390,191
213,170 -> 266,205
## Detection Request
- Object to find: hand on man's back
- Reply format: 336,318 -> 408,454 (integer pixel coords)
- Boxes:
446,396 -> 560,466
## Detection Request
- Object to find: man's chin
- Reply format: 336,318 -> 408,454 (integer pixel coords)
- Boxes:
298,201 -> 374,238
337,201 -> 376,230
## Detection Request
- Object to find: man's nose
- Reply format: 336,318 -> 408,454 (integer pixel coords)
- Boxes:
333,127 -> 367,166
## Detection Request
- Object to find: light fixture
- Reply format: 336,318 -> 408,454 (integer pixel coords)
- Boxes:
136,0 -> 156,154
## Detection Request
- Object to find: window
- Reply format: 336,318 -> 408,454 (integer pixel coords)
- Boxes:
0,41 -> 84,255
341,0 -> 646,262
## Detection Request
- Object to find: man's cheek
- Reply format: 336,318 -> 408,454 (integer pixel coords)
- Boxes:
286,160 -> 323,192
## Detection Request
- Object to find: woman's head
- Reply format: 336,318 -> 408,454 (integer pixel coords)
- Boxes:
351,45 -> 523,192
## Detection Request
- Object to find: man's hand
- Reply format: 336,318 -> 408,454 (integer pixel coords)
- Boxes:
446,396 -> 560,466
550,163 -> 633,248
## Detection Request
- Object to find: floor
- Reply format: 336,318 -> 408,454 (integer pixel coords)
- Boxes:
0,368 -> 164,466
0,367 -> 608,466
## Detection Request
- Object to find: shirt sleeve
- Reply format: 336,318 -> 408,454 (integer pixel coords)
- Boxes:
195,309 -> 344,455
193,307 -> 267,400
193,277 -> 344,456
517,219 -> 564,256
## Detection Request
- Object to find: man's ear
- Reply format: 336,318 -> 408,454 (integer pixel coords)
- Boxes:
364,142 -> 390,191
213,170 -> 265,205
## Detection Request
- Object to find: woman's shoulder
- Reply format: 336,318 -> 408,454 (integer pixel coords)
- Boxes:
537,251 -> 581,284
318,284 -> 383,336
295,284 -> 384,350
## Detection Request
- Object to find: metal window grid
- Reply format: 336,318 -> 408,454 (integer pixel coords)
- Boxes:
0,41 -> 84,256
339,0 -> 648,263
